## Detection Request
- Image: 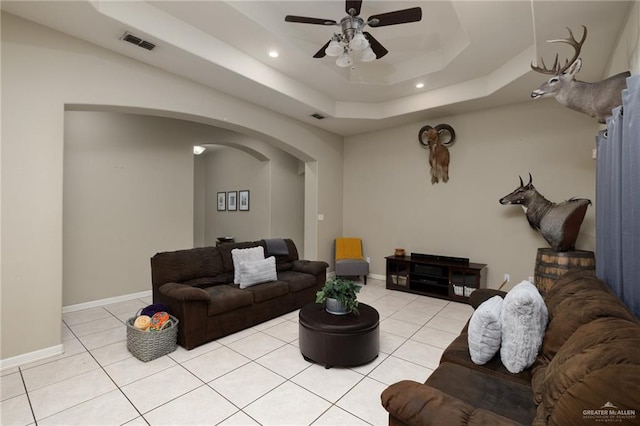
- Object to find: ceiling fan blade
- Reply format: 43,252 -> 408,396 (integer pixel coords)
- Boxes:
313,40 -> 331,58
285,15 -> 337,25
363,32 -> 388,59
368,7 -> 422,27
345,0 -> 362,16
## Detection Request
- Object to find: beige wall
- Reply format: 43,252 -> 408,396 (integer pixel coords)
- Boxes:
63,111 -> 306,308
199,145 -> 304,251
1,12 -> 343,361
63,112 -> 196,306
202,147 -> 270,244
343,100 -> 599,287
268,150 -> 305,252
607,1 -> 640,76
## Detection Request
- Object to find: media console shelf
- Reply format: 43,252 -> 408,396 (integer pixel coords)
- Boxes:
386,253 -> 487,302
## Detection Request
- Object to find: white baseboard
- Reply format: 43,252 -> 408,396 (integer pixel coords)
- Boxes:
62,290 -> 152,313
0,344 -> 64,371
2,290 -> 151,370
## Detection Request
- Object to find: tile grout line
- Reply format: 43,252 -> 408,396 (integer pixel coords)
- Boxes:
17,282 -> 471,425
48,309 -> 150,425
17,367 -> 38,426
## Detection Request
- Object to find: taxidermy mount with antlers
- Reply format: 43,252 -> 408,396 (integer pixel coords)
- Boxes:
530,25 -> 630,124
418,124 -> 454,184
499,174 -> 591,252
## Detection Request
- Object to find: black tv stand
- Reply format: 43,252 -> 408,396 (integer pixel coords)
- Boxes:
386,254 -> 487,302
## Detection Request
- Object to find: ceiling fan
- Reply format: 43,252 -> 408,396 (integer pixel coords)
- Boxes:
284,0 -> 422,67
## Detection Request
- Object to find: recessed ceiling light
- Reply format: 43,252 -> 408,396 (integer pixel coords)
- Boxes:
269,51 -> 279,58
416,83 -> 424,89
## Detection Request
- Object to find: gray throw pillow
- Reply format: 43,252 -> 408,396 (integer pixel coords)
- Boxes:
500,280 -> 548,373
231,246 -> 264,284
468,295 -> 503,365
239,256 -> 277,289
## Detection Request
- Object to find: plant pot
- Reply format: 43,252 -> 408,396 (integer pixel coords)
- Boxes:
325,298 -> 351,315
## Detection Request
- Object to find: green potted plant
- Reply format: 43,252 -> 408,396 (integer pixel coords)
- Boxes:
316,276 -> 362,315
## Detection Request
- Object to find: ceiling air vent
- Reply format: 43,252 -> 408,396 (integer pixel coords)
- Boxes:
121,32 -> 156,51
310,113 -> 325,120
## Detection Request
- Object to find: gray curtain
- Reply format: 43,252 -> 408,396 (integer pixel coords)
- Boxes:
596,74 -> 640,318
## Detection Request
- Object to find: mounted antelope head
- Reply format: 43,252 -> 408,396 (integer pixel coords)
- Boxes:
499,174 -> 591,252
530,26 -> 629,124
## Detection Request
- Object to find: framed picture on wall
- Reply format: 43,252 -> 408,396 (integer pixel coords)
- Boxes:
217,192 -> 226,211
227,191 -> 237,211
239,190 -> 250,211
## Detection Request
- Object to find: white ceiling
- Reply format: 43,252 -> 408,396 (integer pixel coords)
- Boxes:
1,1 -> 632,135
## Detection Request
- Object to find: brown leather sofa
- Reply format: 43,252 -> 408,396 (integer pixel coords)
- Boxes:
381,271 -> 640,425
151,239 -> 328,350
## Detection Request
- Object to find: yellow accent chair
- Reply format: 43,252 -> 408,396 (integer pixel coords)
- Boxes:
335,237 -> 369,284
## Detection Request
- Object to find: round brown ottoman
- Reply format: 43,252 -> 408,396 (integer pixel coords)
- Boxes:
298,302 -> 379,369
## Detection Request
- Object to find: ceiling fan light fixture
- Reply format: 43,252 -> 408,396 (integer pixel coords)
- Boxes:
336,50 -> 353,67
350,31 -> 368,50
361,46 -> 376,62
325,39 -> 343,57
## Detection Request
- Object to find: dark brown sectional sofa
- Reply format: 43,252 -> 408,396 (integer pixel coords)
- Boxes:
151,239 -> 328,350
381,271 -> 640,425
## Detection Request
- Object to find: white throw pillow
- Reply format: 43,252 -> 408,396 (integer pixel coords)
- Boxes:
232,247 -> 265,284
238,257 -> 277,289
468,295 -> 504,365
500,280 -> 548,374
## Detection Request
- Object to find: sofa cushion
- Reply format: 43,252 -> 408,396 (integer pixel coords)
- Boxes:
425,362 -> 537,425
238,257 -> 278,289
218,241 -> 262,272
151,246 -> 223,286
535,317 -> 640,424
540,281 -> 638,362
245,281 -> 289,303
183,276 -> 228,288
544,271 -> 609,321
500,281 -> 548,374
468,295 -> 503,365
204,285 -> 254,316
276,270 -> 317,293
292,260 -> 330,276
441,328 -> 532,386
232,246 -> 265,284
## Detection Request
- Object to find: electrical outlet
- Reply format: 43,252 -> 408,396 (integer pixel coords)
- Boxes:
366,257 -> 371,263
504,273 -> 510,283
529,276 -> 534,283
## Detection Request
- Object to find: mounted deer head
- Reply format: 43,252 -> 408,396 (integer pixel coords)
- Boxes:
530,26 -> 629,124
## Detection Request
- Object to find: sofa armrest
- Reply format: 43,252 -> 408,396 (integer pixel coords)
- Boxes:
292,260 -> 329,276
159,282 -> 211,303
381,380 -> 519,426
469,288 -> 507,309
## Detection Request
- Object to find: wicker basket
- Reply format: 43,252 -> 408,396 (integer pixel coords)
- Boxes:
126,314 -> 179,362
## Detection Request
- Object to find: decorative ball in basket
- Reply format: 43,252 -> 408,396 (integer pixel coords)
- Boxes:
127,306 -> 179,362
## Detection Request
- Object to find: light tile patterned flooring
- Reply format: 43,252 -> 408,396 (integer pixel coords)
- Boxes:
1,278 -> 472,425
